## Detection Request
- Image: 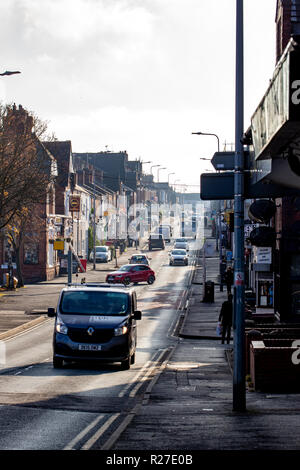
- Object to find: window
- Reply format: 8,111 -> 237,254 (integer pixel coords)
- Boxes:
24,242 -> 39,265
60,291 -> 129,315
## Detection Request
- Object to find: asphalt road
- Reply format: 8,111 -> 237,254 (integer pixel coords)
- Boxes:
0,241 -> 197,450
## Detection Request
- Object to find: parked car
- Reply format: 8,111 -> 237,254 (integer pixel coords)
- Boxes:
169,249 -> 189,266
89,245 -> 112,263
106,264 -> 156,286
48,284 -> 142,370
148,233 -> 165,251
128,254 -> 151,265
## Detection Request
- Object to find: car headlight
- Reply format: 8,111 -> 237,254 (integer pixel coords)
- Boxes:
114,325 -> 128,336
56,323 -> 68,335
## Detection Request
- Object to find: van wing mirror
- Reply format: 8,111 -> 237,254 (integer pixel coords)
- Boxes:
48,307 -> 56,317
133,310 -> 142,320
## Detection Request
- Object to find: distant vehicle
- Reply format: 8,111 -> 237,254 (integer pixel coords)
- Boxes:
175,238 -> 188,243
169,249 -> 189,266
106,264 -> 156,286
148,233 -> 165,251
174,241 -> 189,251
154,225 -> 172,243
128,254 -> 151,265
48,284 -> 142,370
89,246 -> 112,263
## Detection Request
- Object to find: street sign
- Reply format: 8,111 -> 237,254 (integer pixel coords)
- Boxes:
211,151 -> 250,171
200,172 -> 300,200
54,240 -> 64,251
69,195 -> 80,212
211,152 -> 235,170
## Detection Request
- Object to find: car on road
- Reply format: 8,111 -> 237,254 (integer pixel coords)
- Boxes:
148,233 -> 165,251
128,253 -> 151,265
169,249 -> 189,266
106,264 -> 156,286
48,284 -> 142,370
89,245 -> 112,263
174,241 -> 189,251
153,225 -> 172,243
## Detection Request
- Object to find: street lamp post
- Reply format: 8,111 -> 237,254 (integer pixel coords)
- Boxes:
0,70 -> 21,76
168,172 -> 175,184
157,167 -> 166,182
192,131 -> 220,152
233,0 -> 246,412
193,131 -> 223,291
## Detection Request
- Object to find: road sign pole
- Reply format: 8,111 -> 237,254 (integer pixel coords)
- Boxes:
233,0 -> 246,412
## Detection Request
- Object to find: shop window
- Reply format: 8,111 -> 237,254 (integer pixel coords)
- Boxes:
258,280 -> 273,307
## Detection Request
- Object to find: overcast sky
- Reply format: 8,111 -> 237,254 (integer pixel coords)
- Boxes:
0,0 -> 276,191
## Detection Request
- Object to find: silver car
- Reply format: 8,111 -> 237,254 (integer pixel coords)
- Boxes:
173,241 -> 189,251
169,249 -> 189,266
89,246 -> 112,263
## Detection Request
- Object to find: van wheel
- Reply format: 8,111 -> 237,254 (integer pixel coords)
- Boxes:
121,357 -> 131,370
53,357 -> 64,369
147,275 -> 155,285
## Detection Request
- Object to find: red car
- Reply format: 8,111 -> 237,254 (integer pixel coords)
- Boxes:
106,264 -> 155,286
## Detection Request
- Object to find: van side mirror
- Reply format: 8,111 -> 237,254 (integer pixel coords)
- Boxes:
48,307 -> 56,317
133,310 -> 142,320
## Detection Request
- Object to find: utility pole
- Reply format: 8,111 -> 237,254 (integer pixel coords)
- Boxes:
233,0 -> 246,412
93,167 -> 96,270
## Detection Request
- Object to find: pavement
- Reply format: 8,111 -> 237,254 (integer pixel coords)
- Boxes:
2,235 -> 300,451
110,240 -> 300,451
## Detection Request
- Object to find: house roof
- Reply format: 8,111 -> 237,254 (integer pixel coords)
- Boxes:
44,141 -> 73,187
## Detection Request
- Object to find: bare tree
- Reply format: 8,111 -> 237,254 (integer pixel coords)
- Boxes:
0,103 -> 55,231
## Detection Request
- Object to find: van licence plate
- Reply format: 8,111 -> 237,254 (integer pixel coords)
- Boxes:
78,344 -> 102,351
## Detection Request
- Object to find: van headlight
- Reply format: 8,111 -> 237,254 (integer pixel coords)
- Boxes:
114,325 -> 128,336
56,322 -> 68,335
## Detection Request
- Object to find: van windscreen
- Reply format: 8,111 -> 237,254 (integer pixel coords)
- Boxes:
60,291 -> 129,315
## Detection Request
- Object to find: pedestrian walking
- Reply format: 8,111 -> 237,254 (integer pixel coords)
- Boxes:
219,293 -> 233,344
224,266 -> 233,294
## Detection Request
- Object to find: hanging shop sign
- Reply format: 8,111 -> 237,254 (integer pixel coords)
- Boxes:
69,195 -> 81,212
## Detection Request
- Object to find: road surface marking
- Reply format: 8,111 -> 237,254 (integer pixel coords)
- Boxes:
129,349 -> 166,397
80,413 -> 120,450
64,414 -> 105,450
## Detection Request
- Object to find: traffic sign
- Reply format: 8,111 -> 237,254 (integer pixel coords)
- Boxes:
211,152 -> 235,170
200,172 -> 300,200
211,151 -> 250,171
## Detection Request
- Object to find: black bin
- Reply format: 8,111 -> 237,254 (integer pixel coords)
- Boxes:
203,281 -> 214,303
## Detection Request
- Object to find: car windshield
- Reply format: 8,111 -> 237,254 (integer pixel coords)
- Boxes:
96,247 -> 107,252
60,291 -> 129,315
172,250 -> 186,255
118,265 -> 132,272
132,256 -> 146,261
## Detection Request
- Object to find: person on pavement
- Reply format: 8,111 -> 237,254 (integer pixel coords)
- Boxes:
224,266 -> 234,294
219,293 -> 233,344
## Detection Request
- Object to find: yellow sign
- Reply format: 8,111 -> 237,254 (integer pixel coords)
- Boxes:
103,210 -> 109,216
54,240 -> 64,250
